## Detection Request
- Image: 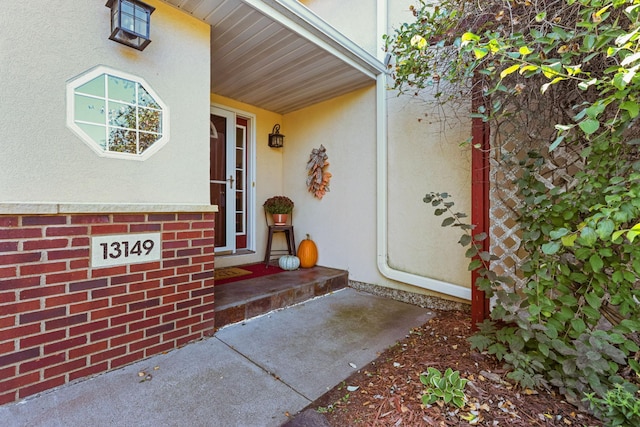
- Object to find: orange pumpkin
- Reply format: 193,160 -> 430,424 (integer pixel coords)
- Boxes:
297,234 -> 318,268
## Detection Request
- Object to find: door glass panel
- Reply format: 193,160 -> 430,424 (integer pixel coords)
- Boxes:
210,117 -> 226,182
235,123 -> 247,241
210,115 -> 227,248
210,183 -> 226,247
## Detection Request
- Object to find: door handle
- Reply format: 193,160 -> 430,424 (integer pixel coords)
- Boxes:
227,175 -> 234,189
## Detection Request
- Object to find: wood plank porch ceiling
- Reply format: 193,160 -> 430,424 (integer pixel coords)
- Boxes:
161,0 -> 384,114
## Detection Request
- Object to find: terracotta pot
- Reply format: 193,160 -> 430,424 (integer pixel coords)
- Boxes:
272,213 -> 288,225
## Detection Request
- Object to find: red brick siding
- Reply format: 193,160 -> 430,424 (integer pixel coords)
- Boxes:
0,212 -> 215,404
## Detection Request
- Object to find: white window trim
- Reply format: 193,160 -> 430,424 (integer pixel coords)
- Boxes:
66,65 -> 170,161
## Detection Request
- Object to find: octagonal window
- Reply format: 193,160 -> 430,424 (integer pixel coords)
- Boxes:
67,66 -> 169,160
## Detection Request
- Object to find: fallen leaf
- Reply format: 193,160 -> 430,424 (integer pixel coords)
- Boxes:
139,373 -> 153,383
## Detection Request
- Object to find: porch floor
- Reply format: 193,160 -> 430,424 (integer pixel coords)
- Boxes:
215,264 -> 348,329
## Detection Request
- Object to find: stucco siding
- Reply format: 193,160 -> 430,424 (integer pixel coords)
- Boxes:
299,0 -> 378,56
283,86 -> 378,284
294,0 -> 471,296
0,1 -> 210,205
386,95 -> 472,287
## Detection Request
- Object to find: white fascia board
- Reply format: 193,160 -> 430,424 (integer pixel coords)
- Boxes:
243,0 -> 386,78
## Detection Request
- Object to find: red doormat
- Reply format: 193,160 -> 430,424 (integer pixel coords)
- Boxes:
214,263 -> 284,285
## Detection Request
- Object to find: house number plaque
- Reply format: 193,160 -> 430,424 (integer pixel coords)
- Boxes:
91,233 -> 161,268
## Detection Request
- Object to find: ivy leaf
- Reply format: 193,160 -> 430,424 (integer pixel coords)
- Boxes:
468,259 -> 482,271
585,292 -> 602,309
579,118 -> 600,135
621,51 -> 640,67
519,64 -> 538,74
541,241 -> 561,255
535,11 -> 547,22
500,64 -> 521,79
583,306 -> 600,320
519,46 -> 533,56
529,304 -> 541,316
465,246 -> 479,257
549,134 -> 565,151
541,64 -> 561,79
627,230 -> 640,243
538,342 -> 550,357
583,34 -> 596,49
596,219 -> 615,239
545,324 -> 558,339
589,254 -> 604,272
458,234 -> 472,246
578,78 -> 598,90
473,47 -> 488,59
550,228 -> 569,239
613,72 -> 627,90
442,217 -> 456,226
461,32 -> 480,46
586,102 -> 606,118
619,319 -> 640,333
561,234 -> 577,247
571,318 -> 586,334
580,227 -> 598,246
621,100 -> 639,118
612,229 -> 626,242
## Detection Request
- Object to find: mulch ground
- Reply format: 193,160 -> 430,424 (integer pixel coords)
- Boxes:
305,310 -> 603,426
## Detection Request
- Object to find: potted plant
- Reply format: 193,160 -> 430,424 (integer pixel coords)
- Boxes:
263,196 -> 294,225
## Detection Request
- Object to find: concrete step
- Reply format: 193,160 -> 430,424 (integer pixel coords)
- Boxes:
215,265 -> 348,329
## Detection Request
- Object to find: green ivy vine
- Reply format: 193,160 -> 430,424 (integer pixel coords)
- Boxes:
388,0 -> 640,422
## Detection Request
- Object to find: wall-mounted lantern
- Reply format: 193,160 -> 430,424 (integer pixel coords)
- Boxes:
106,0 -> 155,51
268,124 -> 285,148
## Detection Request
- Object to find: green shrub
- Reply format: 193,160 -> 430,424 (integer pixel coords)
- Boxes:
420,367 -> 468,409
584,382 -> 640,427
389,0 -> 640,419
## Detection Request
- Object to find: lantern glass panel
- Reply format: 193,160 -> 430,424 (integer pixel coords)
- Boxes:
106,0 -> 154,50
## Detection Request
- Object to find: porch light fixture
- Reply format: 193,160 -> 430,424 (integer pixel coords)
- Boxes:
268,124 -> 284,148
106,0 -> 155,51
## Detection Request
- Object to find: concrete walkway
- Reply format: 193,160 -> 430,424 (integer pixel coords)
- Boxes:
0,288 -> 434,427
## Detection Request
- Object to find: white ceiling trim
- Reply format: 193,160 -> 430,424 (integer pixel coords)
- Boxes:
246,0 -> 385,78
160,0 -> 385,114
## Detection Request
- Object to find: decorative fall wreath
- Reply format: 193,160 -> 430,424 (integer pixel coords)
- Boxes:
306,145 -> 331,199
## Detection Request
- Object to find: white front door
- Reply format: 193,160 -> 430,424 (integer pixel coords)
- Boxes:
210,107 -> 252,254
